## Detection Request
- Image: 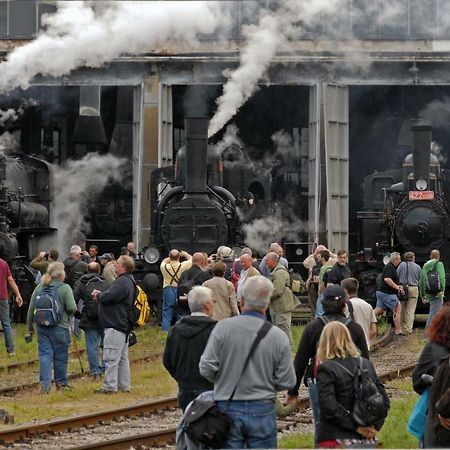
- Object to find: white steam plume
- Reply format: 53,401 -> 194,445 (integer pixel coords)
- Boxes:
0,1 -> 222,93
0,132 -> 19,153
208,0 -> 342,137
243,208 -> 308,256
419,96 -> 450,129
53,153 -> 127,257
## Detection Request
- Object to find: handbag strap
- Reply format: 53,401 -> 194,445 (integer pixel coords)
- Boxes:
227,320 -> 273,403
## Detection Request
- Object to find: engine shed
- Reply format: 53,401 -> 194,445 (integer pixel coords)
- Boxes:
2,1 -> 450,260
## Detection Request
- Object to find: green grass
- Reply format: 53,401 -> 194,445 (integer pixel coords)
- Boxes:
278,381 -> 421,449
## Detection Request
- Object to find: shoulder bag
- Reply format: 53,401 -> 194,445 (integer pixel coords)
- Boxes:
407,389 -> 429,441
184,321 -> 273,448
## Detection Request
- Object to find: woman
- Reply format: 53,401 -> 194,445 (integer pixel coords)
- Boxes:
413,305 -> 450,447
26,261 -> 77,393
316,321 -> 390,448
202,261 -> 239,320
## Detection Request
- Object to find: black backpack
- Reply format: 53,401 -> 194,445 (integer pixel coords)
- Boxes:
426,261 -> 441,295
330,357 -> 389,427
177,270 -> 203,305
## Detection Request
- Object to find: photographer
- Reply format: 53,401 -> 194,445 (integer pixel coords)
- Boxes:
30,250 -> 59,275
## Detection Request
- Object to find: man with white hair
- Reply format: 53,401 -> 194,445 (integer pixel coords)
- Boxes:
63,245 -> 88,288
163,286 -> 216,411
259,242 -> 288,278
374,252 -> 403,335
200,276 -> 295,449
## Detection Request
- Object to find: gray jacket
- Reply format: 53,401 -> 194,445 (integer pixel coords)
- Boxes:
199,313 -> 296,401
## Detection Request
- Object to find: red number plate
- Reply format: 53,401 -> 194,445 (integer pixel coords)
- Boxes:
409,191 -> 434,200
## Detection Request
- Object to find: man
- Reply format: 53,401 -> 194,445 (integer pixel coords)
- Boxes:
74,262 -> 109,378
88,245 -> 100,264
324,249 -> 351,286
99,253 -> 116,284
287,285 -> 369,444
341,277 -> 377,347
397,251 -> 421,334
127,242 -> 137,259
176,252 -> 212,317
374,252 -> 403,335
92,255 -> 135,393
199,276 -> 295,449
163,286 -> 216,411
30,249 -> 59,275
0,257 -> 23,356
63,245 -> 88,288
265,252 -> 299,346
314,249 -> 336,317
419,249 -> 446,328
236,253 -> 260,304
259,242 -> 288,278
160,250 -> 192,330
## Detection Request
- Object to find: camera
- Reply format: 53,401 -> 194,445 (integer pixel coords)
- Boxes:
44,253 -> 49,259
24,333 -> 33,344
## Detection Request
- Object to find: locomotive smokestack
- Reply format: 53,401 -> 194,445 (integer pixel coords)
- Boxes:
184,117 -> 208,193
412,123 -> 432,185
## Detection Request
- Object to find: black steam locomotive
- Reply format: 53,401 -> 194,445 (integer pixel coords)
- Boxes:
133,117 -> 272,310
356,123 -> 450,298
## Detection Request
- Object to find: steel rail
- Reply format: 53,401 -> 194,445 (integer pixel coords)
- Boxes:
0,397 -> 178,444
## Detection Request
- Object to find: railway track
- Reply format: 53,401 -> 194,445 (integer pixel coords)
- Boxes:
0,362 -> 417,448
0,352 -> 163,396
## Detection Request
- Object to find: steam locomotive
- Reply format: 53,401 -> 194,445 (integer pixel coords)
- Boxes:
0,150 -> 54,320
134,117 -> 272,307
356,123 -> 450,298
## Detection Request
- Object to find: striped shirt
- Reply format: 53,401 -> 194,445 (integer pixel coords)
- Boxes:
397,261 -> 421,286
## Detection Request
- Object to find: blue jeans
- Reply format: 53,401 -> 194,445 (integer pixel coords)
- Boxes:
315,294 -> 324,318
84,327 -> 103,375
216,399 -> 276,449
162,286 -> 178,331
426,297 -> 443,328
0,300 -> 14,353
37,325 -> 71,389
308,378 -> 320,446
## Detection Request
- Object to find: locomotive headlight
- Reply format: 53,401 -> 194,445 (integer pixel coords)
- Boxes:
144,246 -> 160,264
416,179 -> 428,191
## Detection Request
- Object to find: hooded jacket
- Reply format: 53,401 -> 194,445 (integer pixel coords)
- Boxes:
163,315 -> 216,390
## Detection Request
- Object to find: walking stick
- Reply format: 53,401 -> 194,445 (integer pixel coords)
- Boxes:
71,326 -> 84,374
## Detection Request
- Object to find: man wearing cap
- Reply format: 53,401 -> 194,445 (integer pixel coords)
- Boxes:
266,252 -> 299,346
99,253 -> 116,284
288,285 -> 369,444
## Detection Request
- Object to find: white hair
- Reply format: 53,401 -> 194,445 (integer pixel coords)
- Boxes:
188,286 -> 213,313
241,276 -> 273,310
390,252 -> 401,261
70,245 -> 82,256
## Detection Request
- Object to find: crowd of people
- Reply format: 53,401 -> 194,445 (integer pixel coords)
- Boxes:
0,239 -> 448,448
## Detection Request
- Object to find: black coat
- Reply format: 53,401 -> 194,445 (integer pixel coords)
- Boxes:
413,342 -> 450,448
288,314 -> 369,396
163,315 -> 216,390
97,273 -> 135,334
317,356 -> 389,442
74,273 -> 110,330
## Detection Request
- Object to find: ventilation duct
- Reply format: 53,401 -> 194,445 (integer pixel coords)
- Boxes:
72,86 -> 107,144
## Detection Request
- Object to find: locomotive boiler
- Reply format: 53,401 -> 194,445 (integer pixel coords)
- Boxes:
356,122 -> 450,298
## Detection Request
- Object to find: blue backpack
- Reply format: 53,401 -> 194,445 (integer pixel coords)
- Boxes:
34,282 -> 63,326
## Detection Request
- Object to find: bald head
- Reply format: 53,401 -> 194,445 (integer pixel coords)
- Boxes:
169,249 -> 180,261
88,262 -> 101,274
193,252 -> 206,267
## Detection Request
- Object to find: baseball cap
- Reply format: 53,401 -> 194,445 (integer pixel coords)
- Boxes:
322,285 -> 346,302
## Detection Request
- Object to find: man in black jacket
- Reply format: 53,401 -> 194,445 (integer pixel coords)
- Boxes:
92,255 -> 135,394
163,286 -> 216,411
176,252 -> 212,317
74,262 -> 110,378
288,285 -> 369,445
